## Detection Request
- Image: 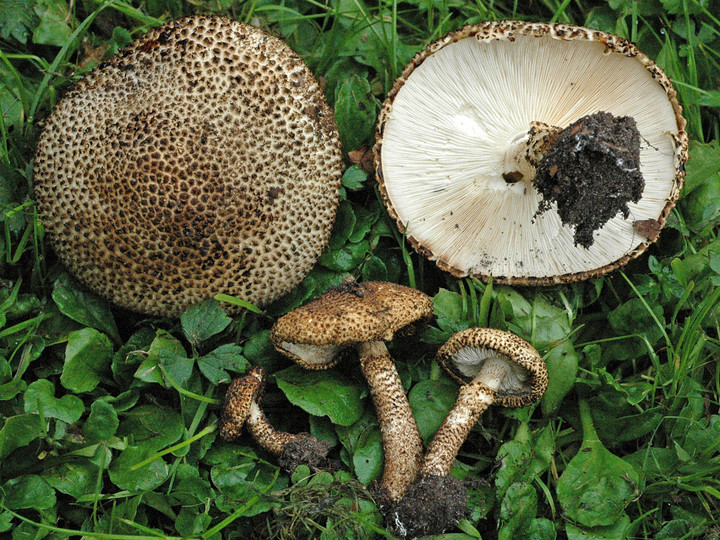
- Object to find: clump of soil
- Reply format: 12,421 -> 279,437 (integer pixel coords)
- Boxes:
534,111 -> 644,248
385,474 -> 468,537
278,434 -> 333,472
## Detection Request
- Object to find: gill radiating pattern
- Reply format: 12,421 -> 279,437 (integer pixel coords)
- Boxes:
381,32 -> 681,278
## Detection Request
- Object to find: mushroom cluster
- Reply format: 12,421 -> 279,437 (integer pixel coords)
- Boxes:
34,15 -> 342,317
375,20 -> 688,284
390,328 -> 548,537
271,280 -> 434,503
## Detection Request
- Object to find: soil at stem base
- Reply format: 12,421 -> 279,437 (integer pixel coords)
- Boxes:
385,474 -> 469,537
534,111 -> 644,248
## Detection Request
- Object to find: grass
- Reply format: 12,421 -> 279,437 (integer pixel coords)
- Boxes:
0,0 -> 719,538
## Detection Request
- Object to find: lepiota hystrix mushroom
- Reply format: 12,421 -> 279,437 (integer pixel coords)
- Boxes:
389,327 -> 548,537
375,21 -> 688,284
270,280 -> 434,502
220,366 -> 331,472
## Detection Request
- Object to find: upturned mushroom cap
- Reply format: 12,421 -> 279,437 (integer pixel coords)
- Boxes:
437,327 -> 547,408
270,280 -> 434,366
34,16 -> 342,317
375,20 -> 688,284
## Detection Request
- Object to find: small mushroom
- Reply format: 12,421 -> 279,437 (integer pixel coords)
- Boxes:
389,327 -> 548,537
220,366 -> 331,472
375,21 -> 688,284
33,16 -> 342,317
270,280 -> 434,502
423,327 -> 548,476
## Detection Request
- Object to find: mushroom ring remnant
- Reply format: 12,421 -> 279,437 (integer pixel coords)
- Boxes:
34,16 -> 342,317
374,20 -> 688,285
271,280 -> 434,502
220,366 -> 331,472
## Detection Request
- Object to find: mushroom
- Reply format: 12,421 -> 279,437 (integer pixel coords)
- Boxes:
220,366 -> 331,472
423,327 -> 548,476
33,16 -> 342,317
374,21 -> 688,284
270,280 -> 434,502
389,327 -> 548,537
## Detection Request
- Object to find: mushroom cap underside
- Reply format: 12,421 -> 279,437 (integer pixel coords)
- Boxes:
34,15 -> 342,317
437,327 -> 548,407
375,20 -> 688,284
271,281 -> 434,349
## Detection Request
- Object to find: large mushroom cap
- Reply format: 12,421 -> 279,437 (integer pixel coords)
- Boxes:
437,327 -> 548,408
34,16 -> 342,317
375,21 -> 688,284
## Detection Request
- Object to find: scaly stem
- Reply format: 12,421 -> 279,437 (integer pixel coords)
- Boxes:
421,381 -> 496,476
246,401 -> 299,455
358,340 -> 424,502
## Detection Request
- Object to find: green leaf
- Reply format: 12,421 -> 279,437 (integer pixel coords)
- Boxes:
541,341 -> 578,415
52,273 -> 120,343
565,513 -> 631,539
342,165 -> 368,190
198,343 -> 248,384
361,255 -> 388,282
60,327 -> 113,393
681,173 -> 720,231
318,239 -> 370,272
0,377 -> 26,401
0,0 -> 38,43
682,140 -> 720,195
32,0 -> 74,46
0,510 -> 11,533
82,399 -> 119,444
498,482 -> 538,540
209,446 -> 279,515
42,460 -> 98,498
181,298 -> 232,347
24,379 -> 84,424
116,404 -> 184,452
327,200 -> 357,250
334,74 -> 378,150
109,445 -> 170,491
527,517 -> 557,539
425,288 -> 470,343
241,329 -> 280,368
275,366 -> 364,426
495,439 -> 534,501
0,414 -> 44,461
557,401 -> 639,527
408,379 -> 457,444
1,475 -> 56,510
135,332 -> 192,387
352,425 -> 383,484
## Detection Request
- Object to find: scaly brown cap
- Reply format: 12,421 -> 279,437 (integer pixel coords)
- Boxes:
437,327 -> 548,408
34,15 -> 342,317
270,280 -> 434,366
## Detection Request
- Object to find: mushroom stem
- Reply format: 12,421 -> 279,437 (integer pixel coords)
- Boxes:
502,122 -> 562,183
421,381 -> 496,477
246,400 -> 299,455
220,367 -> 331,471
357,340 -> 424,502
420,356 -> 513,477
